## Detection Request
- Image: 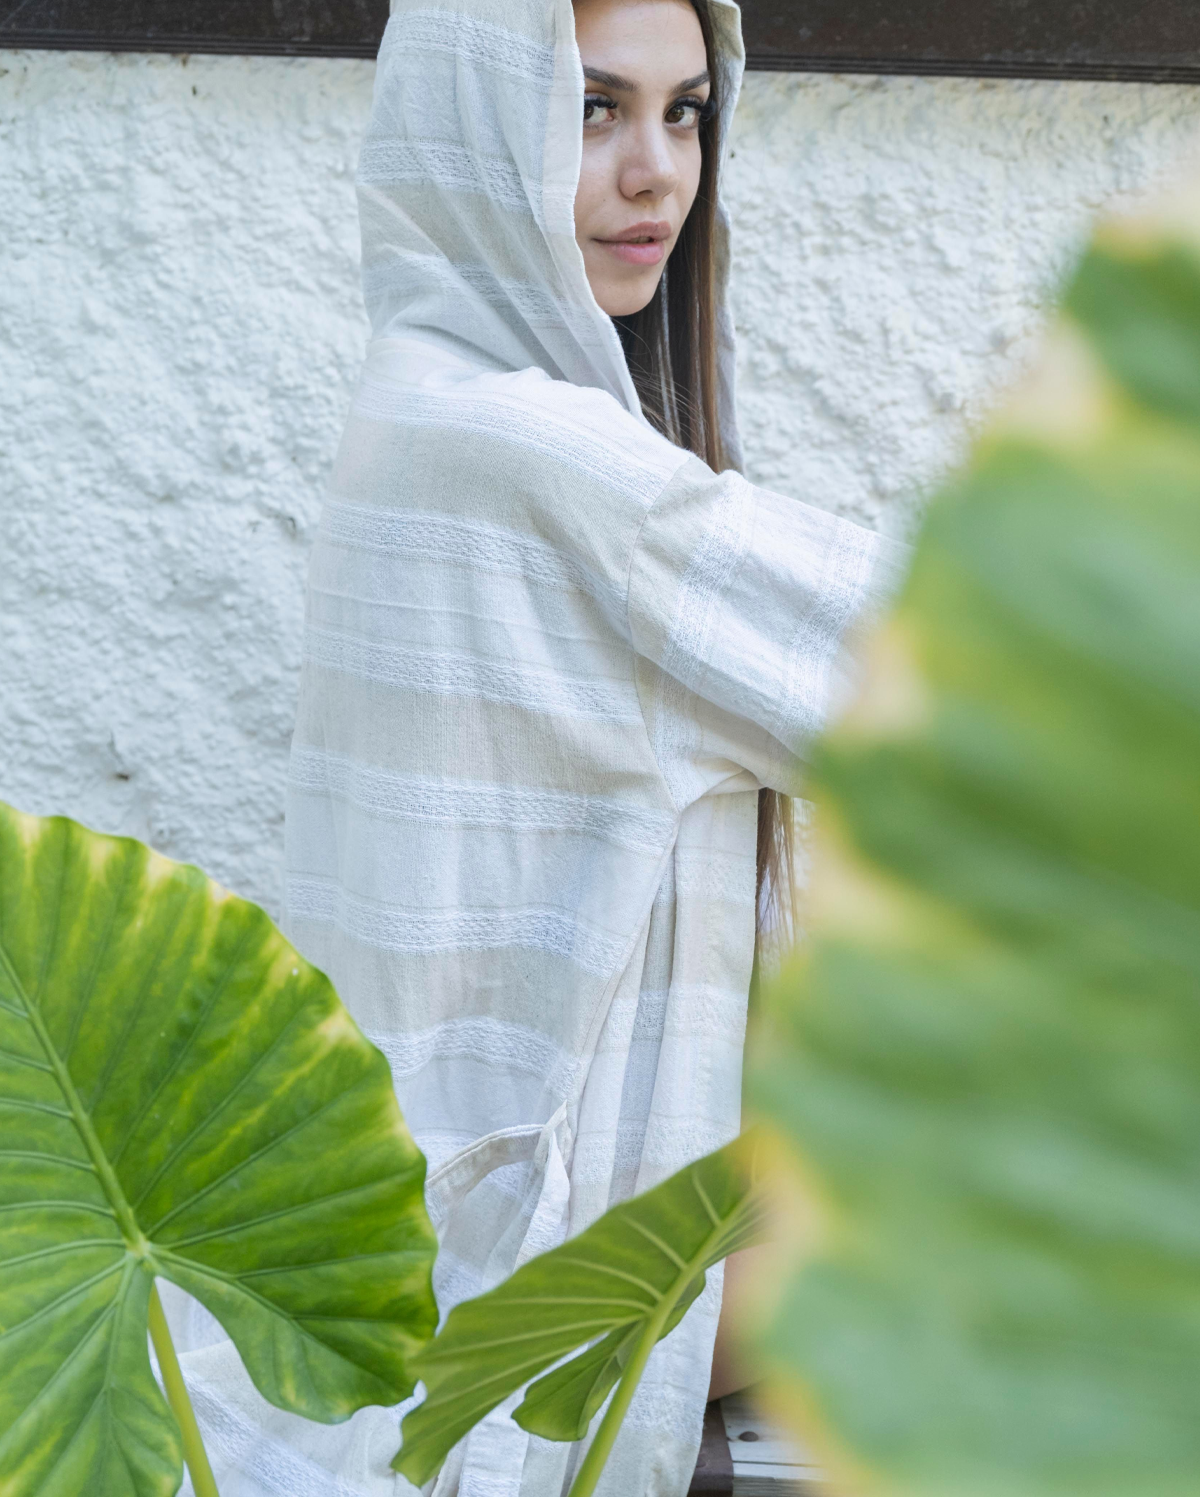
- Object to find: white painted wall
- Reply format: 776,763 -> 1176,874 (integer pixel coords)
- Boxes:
2,50 -> 1198,912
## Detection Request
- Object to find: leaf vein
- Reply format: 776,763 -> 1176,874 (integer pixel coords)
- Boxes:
139,1070 -> 360,1233
131,996 -> 319,1216
0,1259 -> 125,1348
0,1148 -> 95,1172
110,919 -> 259,1168
0,1096 -> 73,1119
538,1256 -> 661,1298
616,1219 -> 688,1271
237,1247 -> 413,1279
63,849 -> 136,1066
157,1172 -> 408,1250
0,1297 -> 121,1468
425,1319 -> 623,1357
0,1043 -> 53,1073
154,1249 -> 416,1378
84,884 -> 193,1117
0,1199 -> 117,1221
0,1238 -> 123,1272
689,1174 -> 721,1228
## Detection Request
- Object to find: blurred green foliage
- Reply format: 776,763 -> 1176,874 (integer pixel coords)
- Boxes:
753,204 -> 1200,1495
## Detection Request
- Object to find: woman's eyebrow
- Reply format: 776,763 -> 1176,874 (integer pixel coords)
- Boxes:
582,67 -> 711,94
583,66 -> 637,92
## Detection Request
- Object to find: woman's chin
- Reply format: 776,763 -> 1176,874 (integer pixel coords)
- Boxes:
578,241 -> 667,316
591,271 -> 664,318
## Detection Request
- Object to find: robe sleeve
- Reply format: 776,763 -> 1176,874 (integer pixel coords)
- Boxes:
627,456 -> 910,800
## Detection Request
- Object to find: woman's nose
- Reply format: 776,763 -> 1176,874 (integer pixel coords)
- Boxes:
618,125 -> 680,203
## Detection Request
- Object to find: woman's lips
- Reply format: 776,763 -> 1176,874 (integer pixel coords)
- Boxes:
595,223 -> 671,266
597,237 -> 667,266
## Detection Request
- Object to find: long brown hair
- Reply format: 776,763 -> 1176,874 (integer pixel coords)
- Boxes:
613,0 -> 794,945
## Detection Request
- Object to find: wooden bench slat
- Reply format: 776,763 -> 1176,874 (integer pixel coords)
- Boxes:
724,1390 -> 824,1494
731,1467 -> 823,1497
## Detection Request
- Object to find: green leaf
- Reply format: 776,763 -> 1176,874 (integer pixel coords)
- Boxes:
0,805 -> 439,1497
752,211 -> 1200,1495
393,1132 -> 765,1487
1066,238 -> 1200,428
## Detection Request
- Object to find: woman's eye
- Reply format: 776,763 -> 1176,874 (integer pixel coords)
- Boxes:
665,96 -> 708,128
583,94 -> 618,126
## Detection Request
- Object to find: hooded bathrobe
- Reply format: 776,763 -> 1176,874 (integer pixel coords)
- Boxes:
172,1 -> 906,1493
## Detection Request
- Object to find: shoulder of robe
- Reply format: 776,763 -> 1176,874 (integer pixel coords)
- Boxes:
475,366 -> 695,499
356,360 -> 696,510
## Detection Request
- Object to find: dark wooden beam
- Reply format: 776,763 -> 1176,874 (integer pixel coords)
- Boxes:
743,1 -> 1200,83
2,0 -> 1199,82
0,2 -> 386,58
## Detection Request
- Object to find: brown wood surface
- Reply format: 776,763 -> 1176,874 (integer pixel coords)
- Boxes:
2,0 -> 1200,81
689,1400 -> 735,1496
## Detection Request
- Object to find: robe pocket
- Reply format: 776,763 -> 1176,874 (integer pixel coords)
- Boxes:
426,1103 -> 573,1296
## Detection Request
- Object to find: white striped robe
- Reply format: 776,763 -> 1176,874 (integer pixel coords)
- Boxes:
173,2 -> 906,1494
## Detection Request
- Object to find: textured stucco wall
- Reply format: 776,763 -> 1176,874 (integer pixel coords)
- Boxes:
726,73 -> 1200,534
2,50 -> 1198,912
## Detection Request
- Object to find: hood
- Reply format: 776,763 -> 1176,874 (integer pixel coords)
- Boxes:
358,0 -> 745,466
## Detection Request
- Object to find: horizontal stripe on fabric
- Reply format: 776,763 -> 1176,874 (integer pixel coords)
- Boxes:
358,139 -> 539,216
290,746 -> 675,852
457,260 -> 590,330
367,1018 -> 581,1088
387,9 -> 555,86
646,984 -> 750,1036
633,1127 -> 742,1187
288,874 -> 629,977
363,252 -> 573,332
673,848 -> 757,904
287,801 -> 663,928
320,501 -> 623,618
628,988 -> 672,1042
281,911 -> 637,1041
304,626 -> 642,723
305,559 -> 631,672
352,378 -> 668,505
569,1124 -> 739,1195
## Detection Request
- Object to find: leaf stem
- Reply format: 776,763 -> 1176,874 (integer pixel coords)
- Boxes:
564,1288 -> 679,1497
148,1283 -> 220,1497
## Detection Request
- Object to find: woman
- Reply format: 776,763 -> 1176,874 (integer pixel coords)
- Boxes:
183,0 -> 905,1492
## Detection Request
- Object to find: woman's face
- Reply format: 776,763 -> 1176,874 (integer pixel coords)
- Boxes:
572,0 -> 710,318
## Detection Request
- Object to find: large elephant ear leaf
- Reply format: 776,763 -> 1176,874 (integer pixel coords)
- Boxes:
0,805 -> 439,1497
393,1132 -> 765,1489
752,195 -> 1200,1495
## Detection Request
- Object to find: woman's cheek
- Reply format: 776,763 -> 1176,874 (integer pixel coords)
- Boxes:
574,153 -> 608,241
